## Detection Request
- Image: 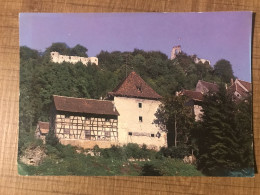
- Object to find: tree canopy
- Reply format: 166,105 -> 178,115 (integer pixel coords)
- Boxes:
193,84 -> 253,175
213,59 -> 235,83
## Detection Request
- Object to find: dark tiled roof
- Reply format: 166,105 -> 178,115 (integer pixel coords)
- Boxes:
53,95 -> 119,116
181,90 -> 203,101
38,121 -> 49,134
237,79 -> 252,91
108,71 -> 162,100
197,80 -> 219,92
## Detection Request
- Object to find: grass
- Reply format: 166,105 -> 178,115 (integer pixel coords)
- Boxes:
18,143 -> 203,176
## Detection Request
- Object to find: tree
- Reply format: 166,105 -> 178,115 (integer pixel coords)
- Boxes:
235,95 -> 254,168
213,59 -> 235,83
45,42 -> 70,55
195,84 -> 250,175
70,44 -> 88,57
154,96 -> 195,147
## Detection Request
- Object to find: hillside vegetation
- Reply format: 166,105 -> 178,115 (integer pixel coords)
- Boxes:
19,43 -> 253,176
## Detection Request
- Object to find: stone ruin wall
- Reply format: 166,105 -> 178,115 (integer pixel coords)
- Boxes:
50,52 -> 98,66
170,45 -> 210,65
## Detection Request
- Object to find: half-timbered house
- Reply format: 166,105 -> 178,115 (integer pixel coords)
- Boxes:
50,95 -> 119,148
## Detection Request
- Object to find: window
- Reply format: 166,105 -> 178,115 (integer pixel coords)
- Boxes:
139,116 -> 143,122
64,129 -> 70,134
85,130 -> 91,140
105,131 -> 111,137
136,85 -> 142,93
128,132 -> 132,136
151,134 -> 155,137
105,118 -> 109,122
138,103 -> 142,108
65,114 -> 70,118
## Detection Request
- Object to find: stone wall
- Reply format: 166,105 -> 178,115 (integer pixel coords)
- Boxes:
60,139 -> 118,149
50,51 -> 98,65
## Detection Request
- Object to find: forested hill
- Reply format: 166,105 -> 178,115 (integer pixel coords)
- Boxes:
19,43 -> 235,132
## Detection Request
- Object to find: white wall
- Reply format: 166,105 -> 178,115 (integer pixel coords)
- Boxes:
114,96 -> 167,150
50,52 -> 98,66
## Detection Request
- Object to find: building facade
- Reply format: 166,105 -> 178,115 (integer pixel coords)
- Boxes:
107,71 -> 167,150
50,51 -> 98,66
49,95 -> 119,148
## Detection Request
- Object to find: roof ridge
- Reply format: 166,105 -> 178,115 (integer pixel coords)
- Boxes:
237,78 -> 251,84
198,80 -> 217,85
53,95 -> 113,103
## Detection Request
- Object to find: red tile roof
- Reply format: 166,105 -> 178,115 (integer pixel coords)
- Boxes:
108,71 -> 162,100
228,81 -> 251,101
181,90 -> 203,101
237,79 -> 252,92
53,95 -> 119,116
38,121 -> 49,134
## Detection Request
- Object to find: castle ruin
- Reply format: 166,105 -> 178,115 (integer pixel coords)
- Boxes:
50,51 -> 98,66
170,45 -> 182,60
170,45 -> 211,65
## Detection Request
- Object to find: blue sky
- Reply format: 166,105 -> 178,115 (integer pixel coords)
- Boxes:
20,12 -> 252,81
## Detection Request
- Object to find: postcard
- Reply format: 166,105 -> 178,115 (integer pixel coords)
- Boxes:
18,12 -> 254,176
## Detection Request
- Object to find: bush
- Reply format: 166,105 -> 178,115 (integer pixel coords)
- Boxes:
160,145 -> 189,159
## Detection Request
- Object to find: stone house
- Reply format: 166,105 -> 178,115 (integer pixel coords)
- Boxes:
106,71 -> 167,150
49,95 -> 119,149
228,79 -> 252,102
35,121 -> 49,143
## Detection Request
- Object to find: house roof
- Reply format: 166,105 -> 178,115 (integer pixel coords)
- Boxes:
228,81 -> 251,101
108,71 -> 162,100
197,80 -> 219,92
237,79 -> 252,92
53,95 -> 119,116
181,90 -> 203,101
38,121 -> 49,134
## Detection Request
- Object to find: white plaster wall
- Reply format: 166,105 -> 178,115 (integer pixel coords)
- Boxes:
50,52 -> 98,66
194,105 -> 203,121
114,96 -> 167,150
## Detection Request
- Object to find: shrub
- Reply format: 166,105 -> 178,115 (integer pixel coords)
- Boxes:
160,145 -> 189,159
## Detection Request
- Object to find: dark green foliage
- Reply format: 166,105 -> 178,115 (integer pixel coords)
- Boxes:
159,145 -> 189,159
194,84 -> 253,176
45,42 -> 70,55
140,164 -> 163,176
213,59 -> 235,83
154,96 -> 195,147
45,130 -> 59,146
70,44 -> 88,57
98,143 -> 157,160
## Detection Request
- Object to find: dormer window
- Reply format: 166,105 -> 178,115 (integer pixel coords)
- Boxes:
136,85 -> 142,93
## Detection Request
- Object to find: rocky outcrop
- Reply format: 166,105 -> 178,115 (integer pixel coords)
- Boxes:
20,146 -> 46,166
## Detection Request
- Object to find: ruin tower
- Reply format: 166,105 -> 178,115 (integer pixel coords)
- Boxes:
170,45 -> 182,60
